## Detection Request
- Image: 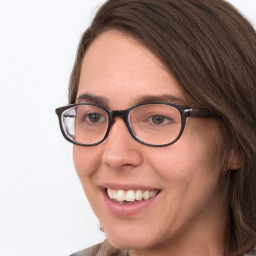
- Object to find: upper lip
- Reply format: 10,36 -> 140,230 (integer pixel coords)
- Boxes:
100,182 -> 161,191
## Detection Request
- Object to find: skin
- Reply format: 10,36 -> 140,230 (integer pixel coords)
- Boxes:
73,29 -> 236,256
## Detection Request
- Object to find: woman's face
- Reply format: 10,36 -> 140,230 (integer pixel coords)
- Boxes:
74,30 -> 227,252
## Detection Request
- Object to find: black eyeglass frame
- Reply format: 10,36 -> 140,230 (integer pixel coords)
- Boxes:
55,102 -> 213,147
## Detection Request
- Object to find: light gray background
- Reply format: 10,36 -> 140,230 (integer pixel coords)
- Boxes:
0,1 -> 255,255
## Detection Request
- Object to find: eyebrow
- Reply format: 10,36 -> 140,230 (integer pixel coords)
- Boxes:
76,93 -> 109,107
133,95 -> 186,106
76,93 -> 186,108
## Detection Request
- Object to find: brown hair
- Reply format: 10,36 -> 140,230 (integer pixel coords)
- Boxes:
68,0 -> 256,254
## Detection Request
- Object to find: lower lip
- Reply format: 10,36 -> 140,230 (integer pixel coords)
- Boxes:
102,189 -> 159,216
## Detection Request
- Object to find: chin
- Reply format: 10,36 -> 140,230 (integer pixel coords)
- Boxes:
107,236 -> 147,251
104,224 -> 160,251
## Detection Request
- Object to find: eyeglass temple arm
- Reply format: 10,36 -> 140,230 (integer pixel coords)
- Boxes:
187,108 -> 213,118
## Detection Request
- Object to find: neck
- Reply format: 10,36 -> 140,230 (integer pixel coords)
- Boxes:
130,201 -> 229,256
129,234 -> 227,256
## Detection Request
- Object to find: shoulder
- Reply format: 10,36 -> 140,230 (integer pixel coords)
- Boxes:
69,240 -> 128,256
243,245 -> 256,256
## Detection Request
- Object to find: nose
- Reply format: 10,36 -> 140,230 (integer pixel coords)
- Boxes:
101,117 -> 143,171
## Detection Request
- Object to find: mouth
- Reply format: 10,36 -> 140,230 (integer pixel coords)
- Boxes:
105,188 -> 160,204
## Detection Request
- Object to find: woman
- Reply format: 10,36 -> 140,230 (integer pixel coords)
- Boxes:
56,0 -> 256,255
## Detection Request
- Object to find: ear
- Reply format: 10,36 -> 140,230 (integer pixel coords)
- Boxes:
228,148 -> 243,170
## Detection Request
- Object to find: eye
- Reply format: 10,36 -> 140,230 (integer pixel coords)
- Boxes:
150,115 -> 172,125
86,113 -> 104,123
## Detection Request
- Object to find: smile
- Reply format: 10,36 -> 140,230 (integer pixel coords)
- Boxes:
106,188 -> 159,204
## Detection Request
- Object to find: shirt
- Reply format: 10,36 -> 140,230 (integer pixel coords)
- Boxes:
70,240 -> 128,256
70,240 -> 256,256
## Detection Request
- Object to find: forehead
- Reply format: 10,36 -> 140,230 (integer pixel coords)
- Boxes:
77,29 -> 185,108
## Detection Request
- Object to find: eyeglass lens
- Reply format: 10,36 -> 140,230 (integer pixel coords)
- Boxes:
61,104 -> 182,146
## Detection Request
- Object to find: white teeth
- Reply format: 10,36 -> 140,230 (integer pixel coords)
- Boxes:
135,190 -> 142,200
106,188 -> 158,203
125,190 -> 136,202
143,190 -> 150,200
116,190 -> 126,201
112,189 -> 117,199
107,188 -> 113,199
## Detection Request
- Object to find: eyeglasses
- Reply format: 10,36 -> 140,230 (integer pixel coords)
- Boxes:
55,102 -> 212,147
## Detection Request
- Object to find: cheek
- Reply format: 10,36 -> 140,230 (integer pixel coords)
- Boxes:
147,122 -> 224,188
73,145 -> 102,178
149,143 -> 209,181
73,146 -> 104,219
